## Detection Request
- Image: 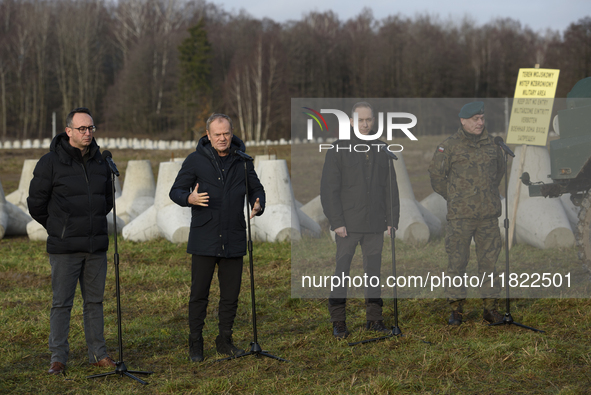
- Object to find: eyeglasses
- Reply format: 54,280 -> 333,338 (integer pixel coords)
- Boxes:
71,125 -> 97,134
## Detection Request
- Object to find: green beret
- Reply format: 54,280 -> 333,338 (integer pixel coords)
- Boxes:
459,101 -> 484,118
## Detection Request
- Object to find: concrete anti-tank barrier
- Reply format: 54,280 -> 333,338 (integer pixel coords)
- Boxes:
115,160 -> 156,224
392,153 -> 433,244
509,146 -> 574,249
251,160 -> 301,242
122,161 -> 190,243
6,159 -> 38,211
155,162 -> 191,243
0,182 -> 8,239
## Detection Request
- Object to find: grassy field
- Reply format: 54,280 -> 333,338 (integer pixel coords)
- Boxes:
1,141 -> 591,394
1,235 -> 590,394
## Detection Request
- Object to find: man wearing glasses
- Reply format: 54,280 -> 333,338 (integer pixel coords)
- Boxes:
28,107 -> 115,375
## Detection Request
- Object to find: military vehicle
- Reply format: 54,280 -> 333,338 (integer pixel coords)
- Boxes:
522,77 -> 591,273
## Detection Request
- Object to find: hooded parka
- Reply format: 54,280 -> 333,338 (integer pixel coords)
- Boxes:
169,135 -> 265,257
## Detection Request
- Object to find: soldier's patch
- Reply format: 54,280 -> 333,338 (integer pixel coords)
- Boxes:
437,146 -> 445,152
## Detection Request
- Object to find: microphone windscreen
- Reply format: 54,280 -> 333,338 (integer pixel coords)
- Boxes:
493,136 -> 504,145
102,150 -> 113,159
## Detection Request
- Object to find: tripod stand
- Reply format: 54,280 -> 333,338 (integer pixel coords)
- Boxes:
349,151 -> 403,346
490,147 -> 543,333
215,157 -> 288,362
88,156 -> 154,384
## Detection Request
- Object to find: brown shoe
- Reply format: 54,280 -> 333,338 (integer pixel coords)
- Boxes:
91,356 -> 117,368
483,309 -> 504,324
48,361 -> 65,375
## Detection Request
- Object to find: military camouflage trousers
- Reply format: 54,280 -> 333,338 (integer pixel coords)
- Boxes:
445,217 -> 501,311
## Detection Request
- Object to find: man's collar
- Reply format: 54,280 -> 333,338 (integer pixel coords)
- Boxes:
460,127 -> 488,142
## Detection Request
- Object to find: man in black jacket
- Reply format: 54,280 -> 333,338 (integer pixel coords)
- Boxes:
320,102 -> 400,339
169,113 -> 265,362
28,107 -> 115,375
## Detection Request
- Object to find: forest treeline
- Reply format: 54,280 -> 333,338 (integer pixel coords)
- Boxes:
0,0 -> 589,142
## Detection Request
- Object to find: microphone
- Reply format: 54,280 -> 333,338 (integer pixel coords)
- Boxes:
230,147 -> 254,161
382,148 -> 398,161
102,150 -> 120,176
520,172 -> 531,186
494,136 -> 515,158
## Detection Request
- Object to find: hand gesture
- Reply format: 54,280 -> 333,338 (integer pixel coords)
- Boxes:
188,183 -> 209,206
250,198 -> 261,219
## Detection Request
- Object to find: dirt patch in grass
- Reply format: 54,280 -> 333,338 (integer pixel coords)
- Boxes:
0,270 -> 50,291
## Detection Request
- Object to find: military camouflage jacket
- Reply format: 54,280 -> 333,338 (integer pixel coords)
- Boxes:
428,127 -> 505,220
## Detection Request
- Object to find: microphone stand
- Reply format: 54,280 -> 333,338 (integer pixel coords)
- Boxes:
88,164 -> 155,384
489,150 -> 544,333
215,158 -> 288,363
349,153 -> 403,346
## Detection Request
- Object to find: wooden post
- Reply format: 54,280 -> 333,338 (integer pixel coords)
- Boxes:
507,64 -> 539,249
508,145 -> 527,250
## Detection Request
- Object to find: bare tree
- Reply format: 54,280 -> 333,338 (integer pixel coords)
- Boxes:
0,0 -> 11,141
343,8 -> 377,97
54,0 -> 107,120
559,17 -> 591,94
0,53 -> 7,141
225,22 -> 283,142
0,0 -> 588,141
284,11 -> 347,98
112,0 -> 149,64
31,0 -> 51,138
153,0 -> 183,115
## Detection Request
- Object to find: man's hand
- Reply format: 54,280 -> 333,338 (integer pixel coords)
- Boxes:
334,226 -> 347,238
387,226 -> 396,236
250,197 -> 261,219
188,183 -> 209,206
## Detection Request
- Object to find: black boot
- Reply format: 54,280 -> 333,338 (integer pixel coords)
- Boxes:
366,320 -> 391,334
215,330 -> 244,357
448,310 -> 463,326
189,333 -> 204,362
332,321 -> 350,339
483,309 -> 504,324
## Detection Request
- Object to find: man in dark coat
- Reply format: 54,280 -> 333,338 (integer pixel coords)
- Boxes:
169,113 -> 265,362
428,101 -> 505,326
320,102 -> 400,339
28,107 -> 115,375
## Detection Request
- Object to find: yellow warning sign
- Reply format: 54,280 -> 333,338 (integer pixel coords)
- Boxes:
506,68 -> 560,146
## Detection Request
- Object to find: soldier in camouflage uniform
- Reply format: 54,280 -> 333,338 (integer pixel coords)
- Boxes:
428,101 -> 505,325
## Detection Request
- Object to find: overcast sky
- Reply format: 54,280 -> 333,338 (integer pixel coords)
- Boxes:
213,0 -> 590,33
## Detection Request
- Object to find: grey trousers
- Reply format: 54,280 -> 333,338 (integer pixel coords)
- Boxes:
49,252 -> 109,364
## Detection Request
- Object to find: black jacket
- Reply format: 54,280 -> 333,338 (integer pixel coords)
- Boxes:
27,133 -> 113,254
320,136 -> 400,232
169,135 -> 265,257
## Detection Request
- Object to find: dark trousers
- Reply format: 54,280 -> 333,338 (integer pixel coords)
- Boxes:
189,255 -> 243,334
48,252 -> 108,364
328,232 -> 384,322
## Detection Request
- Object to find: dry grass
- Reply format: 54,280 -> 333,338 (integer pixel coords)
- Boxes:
2,141 -> 590,394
